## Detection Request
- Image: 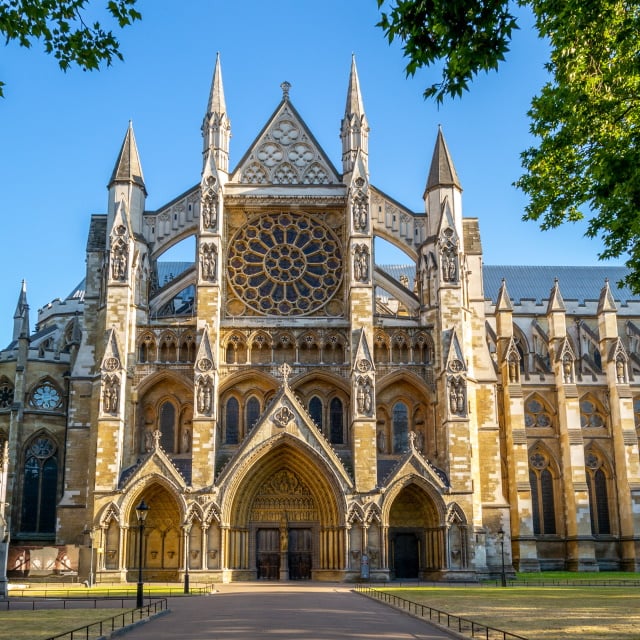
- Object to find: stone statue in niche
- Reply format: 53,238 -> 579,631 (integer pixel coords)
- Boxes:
356,376 -> 373,415
197,378 -> 212,415
352,191 -> 368,231
449,377 -> 466,416
508,357 -> 519,383
562,354 -> 573,383
377,428 -> 386,453
354,244 -> 369,282
103,376 -> 119,413
202,191 -> 218,230
200,243 -> 217,281
441,248 -> 457,282
616,357 -> 626,384
144,429 -> 154,452
182,428 -> 191,453
111,241 -> 127,281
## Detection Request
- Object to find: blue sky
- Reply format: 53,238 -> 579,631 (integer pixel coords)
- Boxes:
0,0 -> 621,348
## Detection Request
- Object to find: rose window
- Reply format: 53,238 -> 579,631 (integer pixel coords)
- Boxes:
227,212 -> 342,316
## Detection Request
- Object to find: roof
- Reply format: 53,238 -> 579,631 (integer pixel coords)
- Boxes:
483,265 -> 637,305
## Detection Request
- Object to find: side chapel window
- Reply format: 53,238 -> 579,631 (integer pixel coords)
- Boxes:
246,396 -> 260,433
309,396 -> 323,431
529,448 -> 556,534
329,398 -> 343,444
225,397 -> 239,444
392,402 -> 409,453
21,435 -> 58,534
159,402 -> 176,452
585,450 -> 611,535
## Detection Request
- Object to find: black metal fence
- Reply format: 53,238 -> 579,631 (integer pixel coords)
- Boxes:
43,597 -> 168,640
355,585 -> 528,640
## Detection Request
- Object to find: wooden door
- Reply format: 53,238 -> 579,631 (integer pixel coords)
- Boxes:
256,529 -> 279,580
288,528 -> 311,580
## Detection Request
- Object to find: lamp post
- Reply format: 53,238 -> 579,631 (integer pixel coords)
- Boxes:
183,522 -> 192,594
83,527 -> 95,587
135,500 -> 149,608
498,527 -> 507,587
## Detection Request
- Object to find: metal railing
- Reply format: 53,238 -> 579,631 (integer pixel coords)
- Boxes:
7,583 -> 216,598
43,597 -> 168,640
355,585 -> 528,640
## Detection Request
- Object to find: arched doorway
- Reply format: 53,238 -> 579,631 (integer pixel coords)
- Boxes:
128,483 -> 182,582
225,440 -> 345,581
388,483 -> 443,580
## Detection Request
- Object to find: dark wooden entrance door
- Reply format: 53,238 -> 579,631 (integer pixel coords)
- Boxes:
288,528 -> 311,580
256,529 -> 280,580
394,533 -> 419,579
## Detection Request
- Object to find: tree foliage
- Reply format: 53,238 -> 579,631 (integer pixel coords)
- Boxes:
0,0 -> 141,97
377,0 -> 640,293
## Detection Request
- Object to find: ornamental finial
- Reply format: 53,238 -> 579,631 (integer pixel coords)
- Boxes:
280,81 -> 291,100
279,362 -> 292,386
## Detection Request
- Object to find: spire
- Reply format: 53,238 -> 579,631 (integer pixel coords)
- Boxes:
206,52 -> 227,117
108,121 -> 147,194
341,55 -> 369,175
12,280 -> 29,341
425,127 -> 461,195
597,278 -> 617,314
496,279 -> 513,312
547,278 -> 566,313
202,52 -> 231,174
344,54 -> 365,119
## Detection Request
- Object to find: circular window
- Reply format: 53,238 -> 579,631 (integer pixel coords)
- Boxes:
31,383 -> 61,410
227,212 -> 342,316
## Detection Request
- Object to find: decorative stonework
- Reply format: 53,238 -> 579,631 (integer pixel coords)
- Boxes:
227,211 -> 342,316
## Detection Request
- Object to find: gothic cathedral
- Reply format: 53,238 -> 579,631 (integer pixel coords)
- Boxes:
2,57 -> 640,583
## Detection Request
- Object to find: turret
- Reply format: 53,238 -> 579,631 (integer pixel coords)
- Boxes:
423,127 -> 462,239
107,122 -> 147,236
12,280 -> 29,342
341,55 -> 369,176
202,53 -> 231,175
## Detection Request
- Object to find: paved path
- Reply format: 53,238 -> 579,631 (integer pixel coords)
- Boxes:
121,583 -> 459,639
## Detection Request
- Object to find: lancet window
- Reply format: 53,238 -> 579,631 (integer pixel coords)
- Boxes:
392,402 -> 409,453
329,398 -> 344,444
21,433 -> 58,534
528,447 -> 557,534
585,449 -> 611,535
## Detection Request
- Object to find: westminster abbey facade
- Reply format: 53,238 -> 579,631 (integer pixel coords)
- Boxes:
1,57 -> 640,583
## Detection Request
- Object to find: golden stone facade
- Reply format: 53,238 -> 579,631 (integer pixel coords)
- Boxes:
2,57 -> 640,584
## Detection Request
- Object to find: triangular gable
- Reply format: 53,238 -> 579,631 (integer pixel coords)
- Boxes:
216,368 -> 352,488
231,99 -> 340,185
101,327 -> 123,372
120,432 -> 188,491
195,324 -> 216,370
443,328 -> 467,373
353,328 -> 375,373
380,444 -> 449,492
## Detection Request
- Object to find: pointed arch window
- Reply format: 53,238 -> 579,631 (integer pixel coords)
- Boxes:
585,450 -> 611,535
329,398 -> 343,444
225,397 -> 239,444
392,402 -> 409,453
159,401 -> 176,452
634,397 -> 640,430
580,397 -> 606,428
21,435 -> 58,534
524,397 -> 553,428
309,396 -> 323,431
246,396 -> 260,433
529,448 -> 556,534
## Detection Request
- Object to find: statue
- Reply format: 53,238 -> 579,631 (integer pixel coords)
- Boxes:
182,428 -> 191,453
377,429 -> 386,453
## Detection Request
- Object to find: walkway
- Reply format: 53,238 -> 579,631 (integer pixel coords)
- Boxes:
121,582 -> 459,639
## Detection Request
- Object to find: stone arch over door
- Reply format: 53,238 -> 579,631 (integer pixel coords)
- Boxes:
223,439 -> 346,580
126,482 -> 184,582
385,479 -> 445,580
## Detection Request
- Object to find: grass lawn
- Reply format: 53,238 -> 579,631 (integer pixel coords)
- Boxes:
384,585 -> 640,640
0,609 -> 135,640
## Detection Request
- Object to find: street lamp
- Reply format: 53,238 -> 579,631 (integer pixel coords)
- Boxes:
498,527 -> 507,587
83,527 -> 95,587
183,521 -> 192,595
135,500 -> 149,608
